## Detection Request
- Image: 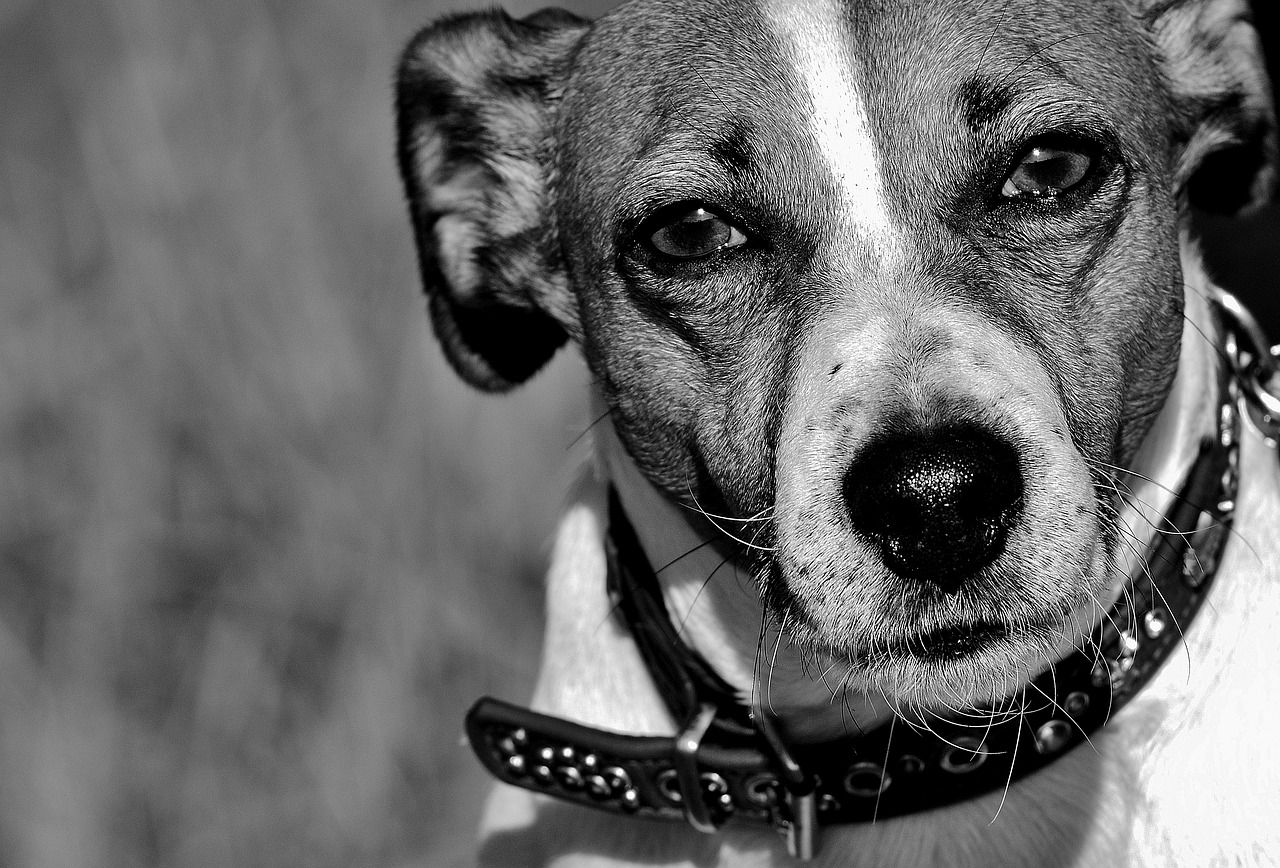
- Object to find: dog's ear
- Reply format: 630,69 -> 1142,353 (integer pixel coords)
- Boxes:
1130,0 -> 1277,212
395,9 -> 589,391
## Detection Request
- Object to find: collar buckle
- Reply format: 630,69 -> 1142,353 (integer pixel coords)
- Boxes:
672,703 -> 723,834
775,789 -> 817,861
755,712 -> 819,860
672,702 -> 821,859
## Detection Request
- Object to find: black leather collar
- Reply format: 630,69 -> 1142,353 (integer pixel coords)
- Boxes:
466,303 -> 1249,860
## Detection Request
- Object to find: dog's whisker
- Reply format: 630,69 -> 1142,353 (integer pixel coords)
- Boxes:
654,536 -> 721,574
1027,681 -> 1102,757
1113,523 -> 1157,584
684,485 -> 778,552
680,503 -> 776,524
994,29 -> 1108,91
674,554 -> 734,639
591,597 -> 627,638
1181,294 -> 1235,366
744,520 -> 779,563
566,405 -> 614,451
1085,463 -> 1213,537
1087,459 -> 1207,539
765,610 -> 791,717
971,0 -> 1019,77
817,657 -> 845,702
836,672 -> 869,738
1141,547 -> 1195,676
945,704 -> 1019,725
751,607 -> 768,718
1109,516 -> 1201,664
892,707 -> 998,756
988,685 -> 1027,826
872,713 -> 897,824
1086,456 -> 1253,556
1090,587 -> 1133,650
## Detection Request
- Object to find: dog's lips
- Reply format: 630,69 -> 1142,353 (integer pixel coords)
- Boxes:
889,621 -> 1010,660
829,620 -> 1018,666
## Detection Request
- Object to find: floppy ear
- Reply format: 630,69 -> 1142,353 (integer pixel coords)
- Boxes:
1130,0 -> 1277,212
395,9 -> 589,392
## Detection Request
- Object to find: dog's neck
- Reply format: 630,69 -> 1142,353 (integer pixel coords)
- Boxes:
596,250 -> 1222,742
1113,261 -> 1222,586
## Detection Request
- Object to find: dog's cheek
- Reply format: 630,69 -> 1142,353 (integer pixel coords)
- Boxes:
1113,288 -> 1183,464
695,300 -> 813,521
1079,196 -> 1185,467
584,319 -> 708,497
986,166 -> 1186,475
569,241 -> 809,527
574,292 -> 774,524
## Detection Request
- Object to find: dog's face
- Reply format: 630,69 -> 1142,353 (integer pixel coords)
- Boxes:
397,0 -> 1273,709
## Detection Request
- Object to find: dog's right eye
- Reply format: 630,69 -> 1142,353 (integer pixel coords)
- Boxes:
645,206 -> 747,259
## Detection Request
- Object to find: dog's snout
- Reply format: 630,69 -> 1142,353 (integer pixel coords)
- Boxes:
844,429 -> 1023,591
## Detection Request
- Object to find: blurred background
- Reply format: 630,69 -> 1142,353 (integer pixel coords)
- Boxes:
0,1 -> 1275,866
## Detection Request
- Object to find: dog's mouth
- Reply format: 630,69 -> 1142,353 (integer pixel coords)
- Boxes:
812,614 -> 1071,685
889,621 -> 1010,660
850,620 -> 1012,665
798,615 -> 1072,710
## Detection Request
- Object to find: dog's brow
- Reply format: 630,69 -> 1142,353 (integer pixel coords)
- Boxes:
633,115 -> 757,175
958,75 -> 1015,132
708,119 -> 755,175
617,153 -> 737,221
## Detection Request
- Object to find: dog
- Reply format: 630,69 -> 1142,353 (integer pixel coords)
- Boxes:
395,0 -> 1280,864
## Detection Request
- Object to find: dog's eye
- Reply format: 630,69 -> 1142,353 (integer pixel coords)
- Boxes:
1001,143 -> 1094,199
647,206 -> 747,259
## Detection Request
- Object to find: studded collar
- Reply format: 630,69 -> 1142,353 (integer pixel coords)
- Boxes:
466,292 -> 1265,861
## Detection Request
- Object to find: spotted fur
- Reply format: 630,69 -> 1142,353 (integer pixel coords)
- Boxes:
1130,0 -> 1276,211
395,8 -> 589,391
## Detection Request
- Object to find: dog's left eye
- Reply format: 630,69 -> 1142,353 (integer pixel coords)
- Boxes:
647,206 -> 747,259
1001,142 -> 1095,199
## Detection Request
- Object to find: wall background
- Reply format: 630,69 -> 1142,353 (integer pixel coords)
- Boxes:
1,2 -> 1275,866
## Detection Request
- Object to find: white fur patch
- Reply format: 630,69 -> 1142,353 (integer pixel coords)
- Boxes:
762,0 -> 896,244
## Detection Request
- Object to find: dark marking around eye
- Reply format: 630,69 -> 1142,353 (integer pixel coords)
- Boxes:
958,75 -> 1014,132
709,120 -> 755,174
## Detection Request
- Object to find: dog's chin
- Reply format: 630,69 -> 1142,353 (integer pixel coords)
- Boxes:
804,616 -> 1085,713
769,527 -> 1118,713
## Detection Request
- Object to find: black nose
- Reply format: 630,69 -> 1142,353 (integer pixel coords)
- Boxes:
844,428 -> 1023,592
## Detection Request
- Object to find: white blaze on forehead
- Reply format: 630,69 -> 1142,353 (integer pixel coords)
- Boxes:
763,0 -> 895,241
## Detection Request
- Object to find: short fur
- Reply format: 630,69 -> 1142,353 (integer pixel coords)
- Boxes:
397,0 -> 1280,864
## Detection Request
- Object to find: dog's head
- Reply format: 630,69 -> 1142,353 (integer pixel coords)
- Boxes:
397,0 -> 1273,709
